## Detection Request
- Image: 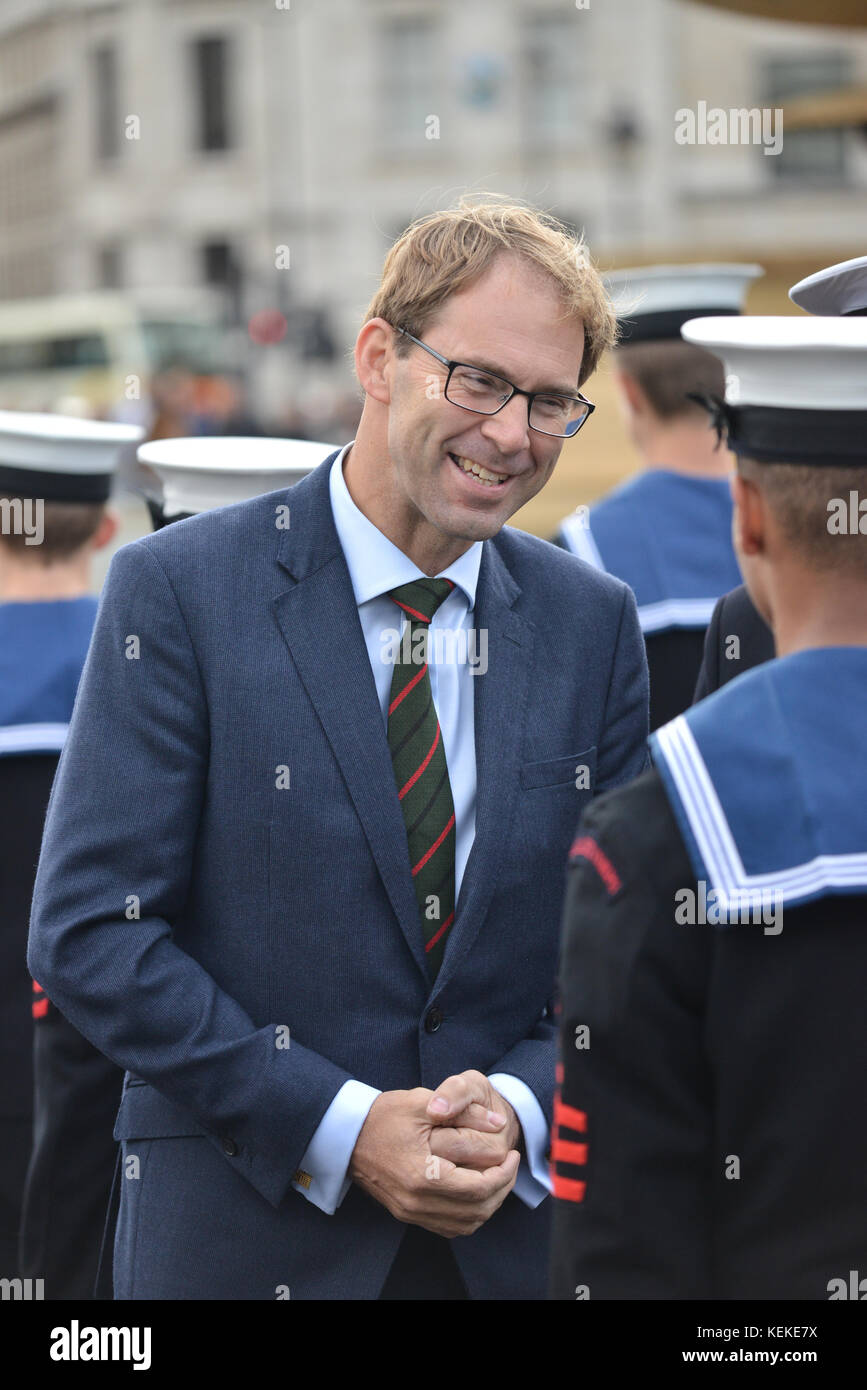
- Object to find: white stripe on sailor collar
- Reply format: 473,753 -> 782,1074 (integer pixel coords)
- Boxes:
0,721 -> 68,755
655,715 -> 867,908
559,512 -> 605,569
638,598 -> 719,633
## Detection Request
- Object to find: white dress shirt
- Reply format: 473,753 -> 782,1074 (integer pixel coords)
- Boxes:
292,445 -> 552,1214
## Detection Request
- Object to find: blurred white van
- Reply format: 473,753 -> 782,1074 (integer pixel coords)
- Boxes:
0,287 -> 236,416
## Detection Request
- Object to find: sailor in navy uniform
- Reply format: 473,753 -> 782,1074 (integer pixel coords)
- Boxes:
0,412 -> 139,1280
551,314 -> 867,1300
18,435 -> 332,1298
693,253 -> 867,702
553,264 -> 761,729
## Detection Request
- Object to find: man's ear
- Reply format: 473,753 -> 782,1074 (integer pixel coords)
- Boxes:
354,318 -> 394,405
731,470 -> 766,558
91,508 -> 119,552
612,368 -> 647,419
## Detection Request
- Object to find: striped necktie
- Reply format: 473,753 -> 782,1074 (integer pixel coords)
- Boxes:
387,578 -> 457,979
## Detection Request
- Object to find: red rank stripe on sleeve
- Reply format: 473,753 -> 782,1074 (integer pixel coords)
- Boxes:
550,1088 -> 588,1203
568,835 -> 622,896
32,978 -> 49,1019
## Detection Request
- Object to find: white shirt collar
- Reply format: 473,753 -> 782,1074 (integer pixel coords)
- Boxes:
328,442 -> 482,611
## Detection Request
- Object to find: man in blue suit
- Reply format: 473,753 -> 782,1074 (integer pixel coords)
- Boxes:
28,197 -> 649,1300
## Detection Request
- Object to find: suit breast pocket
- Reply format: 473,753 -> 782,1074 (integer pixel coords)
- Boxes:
520,746 -> 596,794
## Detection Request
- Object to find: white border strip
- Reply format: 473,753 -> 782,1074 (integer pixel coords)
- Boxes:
559,513 -> 605,570
638,598 -> 718,633
656,716 -> 867,907
0,721 -> 68,755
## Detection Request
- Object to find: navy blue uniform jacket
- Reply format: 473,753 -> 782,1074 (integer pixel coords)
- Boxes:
28,454 -> 648,1300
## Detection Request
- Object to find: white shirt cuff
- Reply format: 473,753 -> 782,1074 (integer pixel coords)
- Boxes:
292,1079 -> 381,1215
488,1072 -> 552,1208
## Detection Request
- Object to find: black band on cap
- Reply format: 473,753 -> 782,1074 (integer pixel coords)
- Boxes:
843,307 -> 867,317
0,464 -> 111,502
689,395 -> 867,465
616,305 -> 739,344
728,405 -> 867,464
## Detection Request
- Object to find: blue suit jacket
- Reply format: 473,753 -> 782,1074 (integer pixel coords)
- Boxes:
28,453 -> 649,1300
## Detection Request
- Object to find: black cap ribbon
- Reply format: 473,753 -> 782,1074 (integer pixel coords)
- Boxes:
685,393 -> 867,465
686,392 -> 733,451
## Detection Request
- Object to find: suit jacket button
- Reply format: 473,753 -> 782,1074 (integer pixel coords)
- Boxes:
424,1006 -> 443,1034
221,1136 -> 239,1156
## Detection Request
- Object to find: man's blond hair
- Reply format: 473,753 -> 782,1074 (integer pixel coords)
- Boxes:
363,195 -> 616,388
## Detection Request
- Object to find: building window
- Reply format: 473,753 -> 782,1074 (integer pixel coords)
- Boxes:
379,18 -> 438,152
201,240 -> 233,287
97,245 -> 122,289
764,53 -> 852,185
201,240 -> 243,321
523,14 -> 582,153
92,44 -> 120,162
192,36 -> 232,152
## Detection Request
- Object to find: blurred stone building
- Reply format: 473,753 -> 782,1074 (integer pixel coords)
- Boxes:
0,0 -> 865,430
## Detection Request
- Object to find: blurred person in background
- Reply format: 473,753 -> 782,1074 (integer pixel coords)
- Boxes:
0,412 -> 139,1281
553,265 -> 760,729
146,366 -> 199,441
192,374 -> 262,437
270,393 -> 362,448
270,404 -> 313,441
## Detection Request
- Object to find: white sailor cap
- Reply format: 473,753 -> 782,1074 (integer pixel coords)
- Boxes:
681,315 -> 867,466
137,435 -> 338,523
0,410 -> 143,502
788,255 -> 867,318
607,264 -> 763,344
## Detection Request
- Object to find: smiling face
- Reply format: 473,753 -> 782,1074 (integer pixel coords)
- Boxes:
349,254 -> 587,569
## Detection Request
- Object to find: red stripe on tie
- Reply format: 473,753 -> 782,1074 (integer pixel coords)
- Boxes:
412,812 -> 456,877
392,600 -> 431,624
32,979 -> 42,993
555,1098 -> 587,1133
556,1062 -> 564,1085
568,835 -> 622,895
388,662 -> 428,716
552,1136 -> 587,1165
399,725 -> 441,801
32,997 -> 49,1019
552,1173 -> 586,1203
425,910 -> 455,954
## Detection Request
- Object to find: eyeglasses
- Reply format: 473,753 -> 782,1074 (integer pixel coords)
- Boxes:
396,326 -> 595,438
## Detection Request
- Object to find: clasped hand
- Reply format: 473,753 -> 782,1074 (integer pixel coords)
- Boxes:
348,1070 -> 522,1238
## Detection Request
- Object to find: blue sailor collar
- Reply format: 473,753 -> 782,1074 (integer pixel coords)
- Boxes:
0,596 -> 98,757
559,469 -> 742,634
651,647 -> 867,911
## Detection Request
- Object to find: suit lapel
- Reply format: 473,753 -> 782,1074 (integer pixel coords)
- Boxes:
270,459 -> 429,979
436,538 -> 533,989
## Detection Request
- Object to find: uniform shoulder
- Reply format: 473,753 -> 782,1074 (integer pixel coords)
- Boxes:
590,470 -> 647,511
720,582 -> 766,629
590,469 -> 694,531
569,767 -> 692,899
585,474 -> 667,556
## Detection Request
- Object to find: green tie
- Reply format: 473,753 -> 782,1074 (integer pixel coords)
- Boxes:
387,578 -> 457,979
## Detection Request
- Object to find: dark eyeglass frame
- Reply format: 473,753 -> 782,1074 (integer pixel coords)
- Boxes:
395,326 -> 595,438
